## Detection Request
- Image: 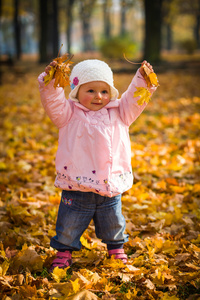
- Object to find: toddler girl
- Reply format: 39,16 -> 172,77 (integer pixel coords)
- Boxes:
38,58 -> 157,272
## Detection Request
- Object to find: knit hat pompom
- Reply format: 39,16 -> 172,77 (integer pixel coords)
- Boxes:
69,59 -> 119,102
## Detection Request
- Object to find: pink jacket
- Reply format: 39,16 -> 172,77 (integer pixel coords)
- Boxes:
38,69 -> 156,197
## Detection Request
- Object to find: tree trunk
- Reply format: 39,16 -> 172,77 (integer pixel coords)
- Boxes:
79,0 -> 96,52
47,0 -> 59,58
82,19 -> 94,51
0,0 -> 2,84
39,0 -> 48,63
52,0 -> 59,57
166,23 -> 172,50
103,0 -> 111,38
194,0 -> 200,49
66,0 -> 75,54
120,0 -> 126,36
14,0 -> 21,60
144,0 -> 163,63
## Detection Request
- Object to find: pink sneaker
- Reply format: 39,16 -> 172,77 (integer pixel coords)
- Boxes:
108,249 -> 128,264
49,250 -> 72,272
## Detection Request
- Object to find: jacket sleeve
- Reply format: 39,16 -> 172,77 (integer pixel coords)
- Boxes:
38,72 -> 73,128
118,69 -> 157,126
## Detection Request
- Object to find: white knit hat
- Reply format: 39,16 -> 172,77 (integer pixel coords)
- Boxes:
69,59 -> 119,102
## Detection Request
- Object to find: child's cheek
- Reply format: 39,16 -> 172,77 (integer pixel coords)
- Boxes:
105,95 -> 111,102
82,95 -> 92,106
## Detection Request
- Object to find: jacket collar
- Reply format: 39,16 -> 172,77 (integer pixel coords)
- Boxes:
73,99 -> 120,112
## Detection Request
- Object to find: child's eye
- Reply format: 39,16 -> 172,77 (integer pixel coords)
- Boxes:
88,89 -> 94,93
102,90 -> 108,94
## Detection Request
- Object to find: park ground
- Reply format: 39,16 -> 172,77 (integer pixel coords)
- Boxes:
0,52 -> 200,299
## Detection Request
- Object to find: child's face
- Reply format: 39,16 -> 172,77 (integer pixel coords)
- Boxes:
77,81 -> 111,111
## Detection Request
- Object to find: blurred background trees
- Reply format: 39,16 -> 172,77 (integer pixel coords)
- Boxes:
0,0 -> 199,64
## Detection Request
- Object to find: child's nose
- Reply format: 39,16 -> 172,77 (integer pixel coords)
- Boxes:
96,92 -> 102,99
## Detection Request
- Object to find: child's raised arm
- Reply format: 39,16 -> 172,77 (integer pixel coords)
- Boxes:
38,61 -> 73,128
119,61 -> 158,126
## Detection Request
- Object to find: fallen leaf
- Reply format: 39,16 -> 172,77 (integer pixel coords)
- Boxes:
185,263 -> 200,270
13,246 -> 44,272
18,285 -> 38,299
175,253 -> 190,263
67,290 -> 99,300
162,240 -> 178,255
71,278 -> 81,294
1,64 -> 200,300
52,266 -> 69,283
0,261 -> 9,276
70,271 -> 90,288
162,293 -> 179,300
144,279 -> 155,290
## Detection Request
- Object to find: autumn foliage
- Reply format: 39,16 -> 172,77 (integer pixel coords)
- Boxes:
0,63 -> 200,299
44,53 -> 74,88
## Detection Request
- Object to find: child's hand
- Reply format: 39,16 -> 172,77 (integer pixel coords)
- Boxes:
45,61 -> 57,74
139,61 -> 154,77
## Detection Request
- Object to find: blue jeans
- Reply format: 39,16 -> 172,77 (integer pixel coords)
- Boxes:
50,190 -> 129,251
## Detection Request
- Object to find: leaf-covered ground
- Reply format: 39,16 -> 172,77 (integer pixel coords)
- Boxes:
0,63 -> 200,300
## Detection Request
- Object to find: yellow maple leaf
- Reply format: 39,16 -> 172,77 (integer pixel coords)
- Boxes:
134,87 -> 151,105
44,52 -> 73,89
162,240 -> 178,255
51,266 -> 69,282
44,66 -> 55,86
154,180 -> 167,190
154,238 -> 163,252
162,293 -> 179,300
193,183 -> 200,193
70,278 -> 80,294
192,234 -> 200,245
142,64 -> 159,87
0,261 -> 9,276
80,235 -> 93,249
170,185 -> 186,193
125,288 -> 137,299
103,255 -> 125,268
0,162 -> 6,170
19,285 -> 37,299
79,269 -> 100,284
